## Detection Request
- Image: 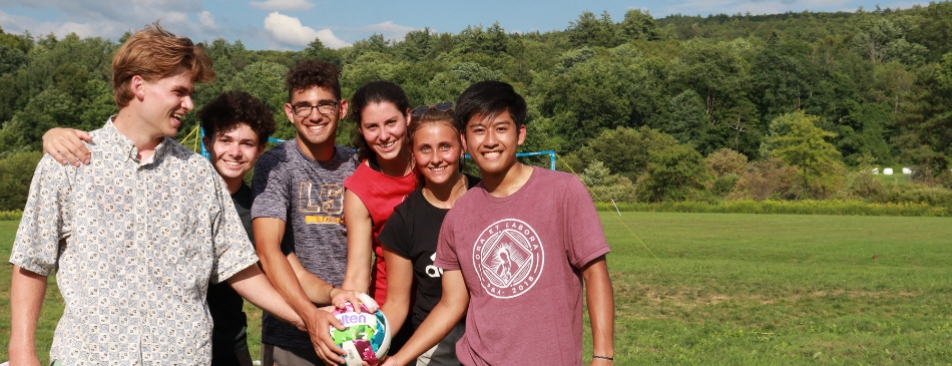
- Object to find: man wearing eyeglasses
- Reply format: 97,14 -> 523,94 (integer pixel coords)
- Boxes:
250,59 -> 371,366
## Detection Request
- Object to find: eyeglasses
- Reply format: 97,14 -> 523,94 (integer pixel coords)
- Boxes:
292,101 -> 339,117
411,101 -> 454,116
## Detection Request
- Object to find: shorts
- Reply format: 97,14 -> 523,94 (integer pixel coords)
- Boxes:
261,343 -> 322,366
416,322 -> 465,366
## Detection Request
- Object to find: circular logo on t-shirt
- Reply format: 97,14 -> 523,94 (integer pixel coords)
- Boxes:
472,218 -> 544,299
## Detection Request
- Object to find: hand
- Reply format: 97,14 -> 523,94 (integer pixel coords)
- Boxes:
588,357 -> 614,366
379,356 -> 400,366
43,128 -> 92,166
330,289 -> 379,313
303,306 -> 347,365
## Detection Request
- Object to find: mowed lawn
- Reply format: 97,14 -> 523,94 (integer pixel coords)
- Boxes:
2,213 -> 952,365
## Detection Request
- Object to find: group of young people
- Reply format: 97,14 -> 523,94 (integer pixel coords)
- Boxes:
8,22 -> 615,366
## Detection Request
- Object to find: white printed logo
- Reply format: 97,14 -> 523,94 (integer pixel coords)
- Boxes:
473,219 -> 544,299
425,253 -> 443,278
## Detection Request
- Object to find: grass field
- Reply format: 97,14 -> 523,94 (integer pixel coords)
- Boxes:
3,213 -> 952,365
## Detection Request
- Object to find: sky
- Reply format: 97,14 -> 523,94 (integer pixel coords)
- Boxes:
0,0 -> 932,51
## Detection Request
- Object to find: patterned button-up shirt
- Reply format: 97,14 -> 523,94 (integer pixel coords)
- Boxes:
10,118 -> 259,365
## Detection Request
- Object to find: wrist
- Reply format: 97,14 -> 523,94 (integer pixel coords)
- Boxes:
327,285 -> 339,301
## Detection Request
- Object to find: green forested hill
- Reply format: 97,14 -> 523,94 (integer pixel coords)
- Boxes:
1,2 -> 952,208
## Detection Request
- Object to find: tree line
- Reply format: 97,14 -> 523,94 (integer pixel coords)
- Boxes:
2,3 -> 952,209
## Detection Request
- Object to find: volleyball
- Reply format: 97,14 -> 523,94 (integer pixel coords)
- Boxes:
329,303 -> 392,366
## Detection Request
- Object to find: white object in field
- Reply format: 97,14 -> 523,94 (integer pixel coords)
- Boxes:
902,167 -> 912,174
253,361 -> 261,366
883,168 -> 894,175
871,167 -> 879,175
1,361 -> 9,366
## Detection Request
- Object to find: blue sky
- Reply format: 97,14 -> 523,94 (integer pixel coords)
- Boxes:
0,0 -> 931,50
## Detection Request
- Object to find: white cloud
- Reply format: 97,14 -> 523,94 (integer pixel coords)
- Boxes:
198,10 -> 219,29
263,12 -> 348,49
249,0 -> 314,11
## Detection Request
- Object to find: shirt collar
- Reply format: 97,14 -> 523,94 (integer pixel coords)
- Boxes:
103,116 -> 170,166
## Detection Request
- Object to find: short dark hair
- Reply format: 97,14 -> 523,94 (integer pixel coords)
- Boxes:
348,81 -> 410,162
199,91 -> 276,146
455,81 -> 527,133
286,60 -> 341,101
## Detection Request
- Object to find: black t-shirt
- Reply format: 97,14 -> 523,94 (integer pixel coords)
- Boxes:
207,183 -> 255,358
377,175 -> 479,329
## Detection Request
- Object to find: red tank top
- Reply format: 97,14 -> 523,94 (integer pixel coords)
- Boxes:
343,160 -> 418,304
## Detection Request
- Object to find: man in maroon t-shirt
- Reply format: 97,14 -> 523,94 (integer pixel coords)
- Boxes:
381,81 -> 615,366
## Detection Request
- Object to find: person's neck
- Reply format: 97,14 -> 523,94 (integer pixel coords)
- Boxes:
423,171 -> 467,209
481,162 -> 532,198
113,108 -> 165,161
295,136 -> 335,161
376,147 -> 413,177
223,176 -> 243,195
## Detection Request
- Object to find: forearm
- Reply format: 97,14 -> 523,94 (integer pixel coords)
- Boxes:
228,265 -> 304,330
389,271 -> 468,365
342,190 -> 373,293
583,258 -> 615,359
296,270 -> 337,305
380,299 -> 410,333
257,248 -> 318,315
390,299 -> 465,365
9,265 -> 47,361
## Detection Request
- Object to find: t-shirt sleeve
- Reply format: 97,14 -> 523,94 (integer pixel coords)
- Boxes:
433,210 -> 460,271
210,172 -> 259,284
562,175 -> 610,269
9,155 -> 73,276
378,205 -> 411,259
251,152 -> 289,221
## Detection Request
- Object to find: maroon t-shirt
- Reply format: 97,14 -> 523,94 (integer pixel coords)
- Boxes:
434,167 -> 610,366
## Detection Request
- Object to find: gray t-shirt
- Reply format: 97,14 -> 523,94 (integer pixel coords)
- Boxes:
251,140 -> 358,349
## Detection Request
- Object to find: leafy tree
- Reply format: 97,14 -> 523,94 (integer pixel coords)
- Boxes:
567,11 -> 618,48
450,61 -> 500,84
706,148 -> 748,177
669,40 -> 749,127
893,57 -> 952,182
0,151 -> 43,210
568,126 -> 678,182
2,88 -> 76,151
618,9 -> 662,42
303,38 -> 342,66
226,61 -> 291,139
766,111 -> 843,197
637,143 -> 709,202
0,45 -> 28,75
851,17 -> 927,65
665,89 -> 709,148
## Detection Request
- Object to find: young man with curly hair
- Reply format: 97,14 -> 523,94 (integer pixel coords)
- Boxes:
10,23 -> 305,366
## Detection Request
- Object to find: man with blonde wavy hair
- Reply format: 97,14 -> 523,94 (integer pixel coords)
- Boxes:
8,22 -> 305,366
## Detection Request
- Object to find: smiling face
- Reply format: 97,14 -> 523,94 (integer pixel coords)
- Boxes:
138,66 -> 195,138
285,86 -> 346,151
413,122 -> 464,187
205,123 -> 264,183
462,109 -> 526,177
358,102 -> 410,163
